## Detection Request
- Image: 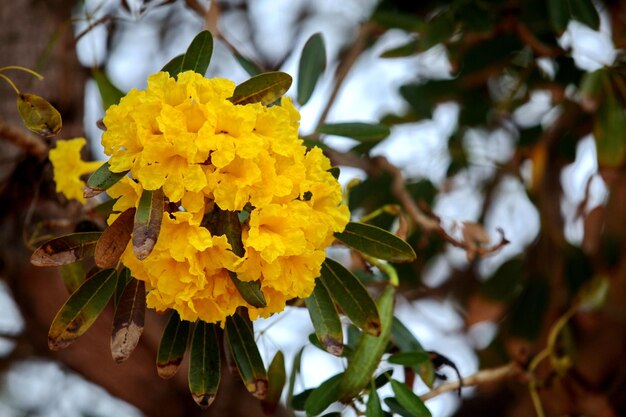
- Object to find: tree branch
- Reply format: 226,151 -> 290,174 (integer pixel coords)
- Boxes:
421,362 -> 524,401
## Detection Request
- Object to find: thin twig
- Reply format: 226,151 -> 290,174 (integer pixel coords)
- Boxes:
0,117 -> 48,158
421,362 -> 524,401
314,22 -> 375,133
373,156 -> 509,257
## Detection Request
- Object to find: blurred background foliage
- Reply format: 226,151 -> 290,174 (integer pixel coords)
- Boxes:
1,0 -> 626,416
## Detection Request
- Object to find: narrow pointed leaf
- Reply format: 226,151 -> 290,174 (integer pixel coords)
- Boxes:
306,279 -> 343,356
388,352 -> 430,367
262,350 -> 286,415
287,346 -> 304,410
17,93 -> 62,137
228,72 -> 292,106
297,33 -> 326,106
94,208 -> 135,268
304,373 -> 343,417
48,269 -> 117,350
318,123 -> 391,143
391,318 -> 434,387
230,272 -> 267,308
319,258 -> 381,335
374,369 -> 394,389
111,278 -> 146,363
162,54 -> 184,76
92,68 -> 124,110
157,312 -> 191,379
593,95 -> 626,168
85,161 -> 128,197
133,188 -> 164,260
189,321 -> 221,409
234,52 -> 262,76
114,267 -> 132,306
570,0 -> 600,30
292,389 -> 314,411
181,30 -> 214,75
340,285 -> 395,401
385,398 -> 418,417
335,222 -> 416,263
225,314 -> 268,399
59,261 -> 87,293
390,379 -> 432,417
31,232 -> 101,267
366,386 -> 384,417
207,208 -> 267,307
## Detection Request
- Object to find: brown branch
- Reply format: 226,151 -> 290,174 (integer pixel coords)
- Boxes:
314,22 -> 375,132
420,362 -> 524,401
372,155 -> 509,258
0,117 -> 48,158
516,22 -> 562,58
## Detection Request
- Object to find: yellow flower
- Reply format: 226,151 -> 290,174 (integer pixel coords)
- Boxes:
96,70 -> 350,324
49,138 -> 102,203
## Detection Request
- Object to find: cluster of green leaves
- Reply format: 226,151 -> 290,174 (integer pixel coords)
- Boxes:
31,30 -> 438,416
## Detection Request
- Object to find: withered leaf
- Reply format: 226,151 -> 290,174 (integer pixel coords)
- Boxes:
111,278 -> 146,363
95,208 -> 135,268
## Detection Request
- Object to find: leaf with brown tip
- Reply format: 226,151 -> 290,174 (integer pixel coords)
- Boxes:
111,277 -> 146,363
133,188 -> 164,260
157,312 -> 191,379
225,314 -> 268,399
94,208 -> 135,268
31,232 -> 101,267
48,269 -> 117,350
188,321 -> 221,409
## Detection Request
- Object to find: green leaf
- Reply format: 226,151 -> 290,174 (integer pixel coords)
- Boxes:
114,267 -> 132,306
225,314 -> 268,399
262,350 -> 286,415
374,369 -> 394,389
318,123 -> 391,142
292,388 -> 314,411
162,54 -> 184,76
17,93 -> 62,137
385,397 -> 419,417
380,39 -> 420,58
304,373 -> 343,417
548,0 -> 599,33
340,285 -> 395,401
132,188 -> 164,260
229,272 -> 267,308
189,321 -> 221,409
391,318 -> 434,387
593,94 -> 626,168
579,69 -> 606,112
111,277 -> 145,363
31,232 -> 101,267
319,258 -> 381,335
335,222 -> 417,263
229,72 -> 292,106
59,261 -> 87,293
390,379 -> 432,417
482,258 -> 524,301
366,387 -> 384,417
234,52 -> 262,76
92,68 -> 124,110
181,30 -> 214,75
85,161 -> 128,197
569,0 -> 600,30
297,33 -> 326,106
94,207 -> 135,269
48,269 -> 117,350
306,279 -> 343,356
287,346 -> 304,410
388,352 -> 430,367
157,312 -> 191,379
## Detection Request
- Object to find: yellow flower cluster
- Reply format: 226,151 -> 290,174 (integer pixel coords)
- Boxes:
49,138 -> 102,203
100,71 -> 349,323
